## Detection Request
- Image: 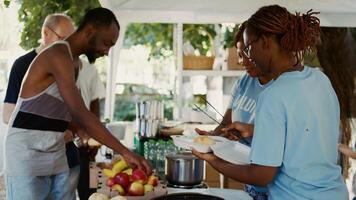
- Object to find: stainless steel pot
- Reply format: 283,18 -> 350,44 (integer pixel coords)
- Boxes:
165,151 -> 204,186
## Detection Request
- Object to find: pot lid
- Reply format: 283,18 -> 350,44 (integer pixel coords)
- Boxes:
166,151 -> 199,160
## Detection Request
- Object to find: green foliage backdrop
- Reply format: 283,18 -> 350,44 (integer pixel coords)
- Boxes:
18,0 -> 100,50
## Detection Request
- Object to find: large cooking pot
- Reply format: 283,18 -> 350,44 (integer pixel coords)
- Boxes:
165,151 -> 204,186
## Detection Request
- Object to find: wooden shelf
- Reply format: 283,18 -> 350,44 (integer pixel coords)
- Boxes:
181,70 -> 245,77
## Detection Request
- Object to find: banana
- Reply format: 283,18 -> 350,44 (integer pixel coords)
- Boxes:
122,168 -> 133,175
112,160 -> 128,173
103,169 -> 116,178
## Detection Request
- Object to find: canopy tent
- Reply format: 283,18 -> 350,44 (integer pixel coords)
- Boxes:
99,0 -> 356,120
100,0 -> 356,26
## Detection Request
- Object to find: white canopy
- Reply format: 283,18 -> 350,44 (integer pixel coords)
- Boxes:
100,0 -> 356,26
99,0 -> 356,120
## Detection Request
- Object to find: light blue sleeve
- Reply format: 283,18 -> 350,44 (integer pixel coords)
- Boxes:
250,90 -> 286,167
227,76 -> 243,109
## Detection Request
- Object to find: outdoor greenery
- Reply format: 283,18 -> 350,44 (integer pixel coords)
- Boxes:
3,0 -> 10,7
183,24 -> 216,56
123,23 -> 217,58
17,0 -> 100,50
222,24 -> 239,49
123,23 -> 174,59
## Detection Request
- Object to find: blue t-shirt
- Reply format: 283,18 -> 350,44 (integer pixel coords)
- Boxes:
4,49 -> 80,168
228,74 -> 269,193
250,66 -> 348,200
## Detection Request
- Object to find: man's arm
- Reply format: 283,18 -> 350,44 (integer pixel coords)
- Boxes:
48,46 -> 150,173
192,149 -> 278,186
2,103 -> 15,124
90,99 -> 100,118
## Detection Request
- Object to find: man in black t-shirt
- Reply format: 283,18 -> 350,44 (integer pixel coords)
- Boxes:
3,13 -> 81,200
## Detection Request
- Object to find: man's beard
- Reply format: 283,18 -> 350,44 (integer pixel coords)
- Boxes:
86,35 -> 98,64
85,51 -> 97,64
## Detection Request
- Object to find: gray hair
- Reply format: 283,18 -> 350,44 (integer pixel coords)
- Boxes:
42,13 -> 72,30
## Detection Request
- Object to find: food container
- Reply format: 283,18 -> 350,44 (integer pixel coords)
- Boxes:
165,152 -> 204,186
171,135 -> 229,153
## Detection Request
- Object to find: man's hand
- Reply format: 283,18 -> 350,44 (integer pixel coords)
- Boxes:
64,130 -> 74,143
121,150 -> 152,175
76,129 -> 90,147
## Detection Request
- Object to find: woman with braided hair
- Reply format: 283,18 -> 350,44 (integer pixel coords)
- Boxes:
193,5 -> 348,199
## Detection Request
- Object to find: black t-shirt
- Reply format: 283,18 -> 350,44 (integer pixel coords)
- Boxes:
4,50 -> 37,104
4,49 -> 80,168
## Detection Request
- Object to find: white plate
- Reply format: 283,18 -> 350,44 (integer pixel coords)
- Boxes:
171,135 -> 228,153
211,141 -> 251,165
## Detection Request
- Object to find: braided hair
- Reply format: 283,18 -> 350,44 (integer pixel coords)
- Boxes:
246,5 -> 320,64
234,21 -> 247,48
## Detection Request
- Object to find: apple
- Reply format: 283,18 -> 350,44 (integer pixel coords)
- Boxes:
106,178 -> 116,188
114,172 -> 130,187
127,181 -> 144,196
131,169 -> 147,184
112,184 -> 125,195
147,175 -> 158,186
144,184 -> 153,194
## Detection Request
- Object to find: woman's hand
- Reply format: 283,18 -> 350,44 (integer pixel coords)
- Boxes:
195,128 -> 213,136
195,127 -> 240,141
221,121 -> 254,138
192,149 -> 220,163
338,143 -> 353,156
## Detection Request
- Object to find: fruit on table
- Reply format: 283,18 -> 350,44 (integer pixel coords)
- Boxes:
131,169 -> 148,184
147,175 -> 158,186
112,184 -> 125,196
102,159 -> 159,197
114,173 -> 130,187
122,168 -> 132,175
89,192 -> 109,200
103,169 -> 116,178
127,181 -> 145,196
144,184 -> 153,194
106,178 -> 116,188
112,160 -> 128,173
193,136 -> 216,145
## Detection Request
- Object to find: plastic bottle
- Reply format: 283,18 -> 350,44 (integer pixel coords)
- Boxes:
156,140 -> 166,179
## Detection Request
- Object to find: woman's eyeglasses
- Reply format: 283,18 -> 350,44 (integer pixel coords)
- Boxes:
47,26 -> 66,40
243,38 -> 259,58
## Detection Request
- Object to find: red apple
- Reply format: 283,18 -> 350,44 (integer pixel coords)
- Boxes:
147,175 -> 158,187
106,177 -> 115,188
127,181 -> 145,196
131,169 -> 147,184
114,172 -> 130,187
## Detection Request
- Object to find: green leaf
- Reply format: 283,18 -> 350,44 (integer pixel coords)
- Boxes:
18,0 -> 100,50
